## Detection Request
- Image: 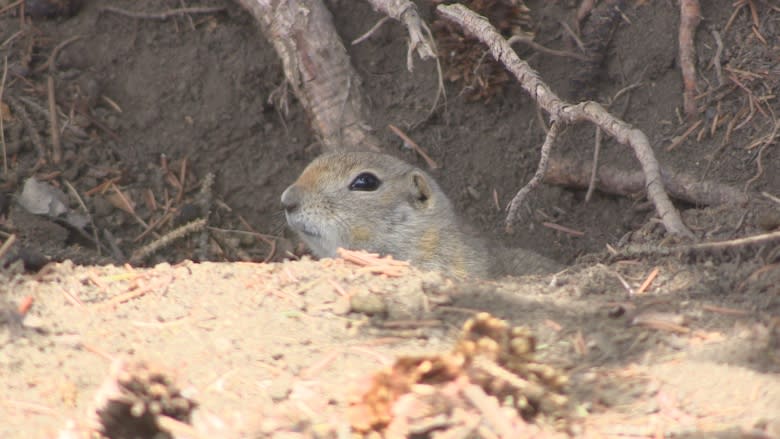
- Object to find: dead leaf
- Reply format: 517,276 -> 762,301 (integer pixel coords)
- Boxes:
18,178 -> 69,217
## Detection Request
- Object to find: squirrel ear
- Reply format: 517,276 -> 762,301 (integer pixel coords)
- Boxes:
407,171 -> 432,208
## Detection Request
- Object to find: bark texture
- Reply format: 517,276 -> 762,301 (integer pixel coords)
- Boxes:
237,0 -> 381,152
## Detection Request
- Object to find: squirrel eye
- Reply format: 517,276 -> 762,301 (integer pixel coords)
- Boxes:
349,172 -> 381,191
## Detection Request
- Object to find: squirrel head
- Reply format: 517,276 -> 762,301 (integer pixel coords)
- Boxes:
281,151 -> 453,260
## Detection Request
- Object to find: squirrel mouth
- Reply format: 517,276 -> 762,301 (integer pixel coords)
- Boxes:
285,213 -> 320,238
300,226 -> 320,238
293,220 -> 321,239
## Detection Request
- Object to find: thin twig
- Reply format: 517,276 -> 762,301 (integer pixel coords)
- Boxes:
585,127 -> 602,202
0,0 -> 22,16
679,0 -> 701,118
351,16 -> 391,45
33,35 -> 84,74
559,19 -> 586,52
762,191 -> 780,205
47,75 -> 61,164
542,221 -> 584,237
635,267 -> 660,295
5,97 -> 47,165
363,0 -> 436,70
111,183 -> 149,229
179,0 -> 197,31
743,109 -> 779,192
0,56 -> 7,175
63,179 -> 103,256
618,229 -> 780,259
506,120 -> 559,232
388,124 -> 438,169
694,231 -> 778,251
0,234 -> 16,261
362,0 -> 446,122
709,29 -> 724,86
613,270 -> 635,296
196,172 -> 214,262
235,213 -> 277,262
99,5 -> 225,20
508,35 -> 590,61
666,119 -> 702,151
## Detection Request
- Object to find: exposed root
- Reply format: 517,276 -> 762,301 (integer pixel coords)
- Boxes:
98,5 -> 226,20
506,120 -> 559,233
437,4 -> 693,238
679,0 -> 701,118
545,156 -> 750,207
236,0 -> 381,151
614,229 -> 780,260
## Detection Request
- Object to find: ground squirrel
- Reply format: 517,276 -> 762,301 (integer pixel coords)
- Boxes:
281,151 -> 561,278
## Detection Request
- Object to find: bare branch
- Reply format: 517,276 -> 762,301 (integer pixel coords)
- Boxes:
437,4 -> 693,238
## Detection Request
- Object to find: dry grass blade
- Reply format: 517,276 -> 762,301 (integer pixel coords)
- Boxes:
99,5 -> 225,20
0,56 -> 7,175
388,124 -> 438,169
679,0 -> 701,118
0,233 -> 16,261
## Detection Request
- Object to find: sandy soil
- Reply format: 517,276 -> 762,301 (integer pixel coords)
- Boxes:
0,0 -> 778,437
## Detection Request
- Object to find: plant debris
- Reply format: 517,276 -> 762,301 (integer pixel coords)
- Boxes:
348,312 -> 569,436
432,0 -> 533,101
87,360 -> 197,439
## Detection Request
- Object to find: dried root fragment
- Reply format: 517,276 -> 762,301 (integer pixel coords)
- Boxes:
348,313 -> 568,436
432,0 -> 533,101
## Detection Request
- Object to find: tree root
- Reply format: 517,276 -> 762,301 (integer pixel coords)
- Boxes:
679,0 -> 701,119
545,156 -> 750,207
437,4 -> 693,238
613,230 -> 780,260
236,0 -> 381,152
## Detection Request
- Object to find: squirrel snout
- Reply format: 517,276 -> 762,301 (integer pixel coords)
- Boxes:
281,185 -> 301,212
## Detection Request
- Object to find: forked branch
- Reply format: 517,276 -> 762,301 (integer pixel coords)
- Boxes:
437,4 -> 693,238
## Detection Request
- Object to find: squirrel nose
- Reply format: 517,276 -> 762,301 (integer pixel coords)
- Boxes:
281,185 -> 300,212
